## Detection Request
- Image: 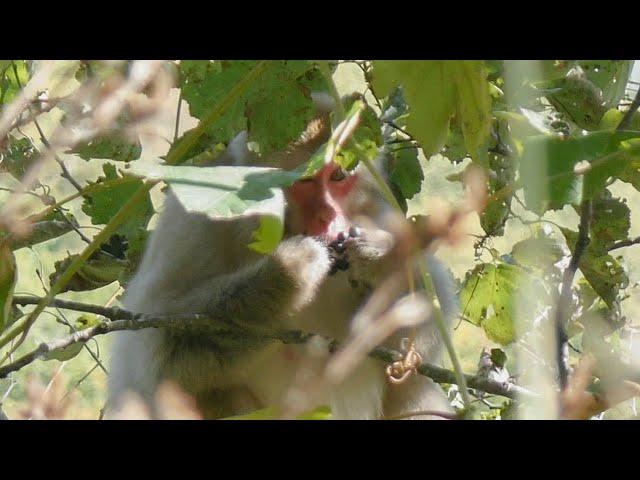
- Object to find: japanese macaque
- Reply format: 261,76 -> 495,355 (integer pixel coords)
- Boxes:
107,93 -> 453,419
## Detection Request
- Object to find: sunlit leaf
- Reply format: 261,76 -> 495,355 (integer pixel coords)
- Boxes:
460,263 -> 522,345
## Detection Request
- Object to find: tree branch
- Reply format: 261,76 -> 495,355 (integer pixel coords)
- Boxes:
555,200 -> 592,390
616,87 -> 640,131
5,297 -> 538,401
12,295 -> 136,320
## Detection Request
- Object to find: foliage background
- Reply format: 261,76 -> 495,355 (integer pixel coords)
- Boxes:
2,61 -> 640,419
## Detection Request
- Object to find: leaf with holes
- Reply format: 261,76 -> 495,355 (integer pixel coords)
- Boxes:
0,136 -> 39,183
460,263 -> 522,345
562,228 -> 628,308
68,131 -> 142,162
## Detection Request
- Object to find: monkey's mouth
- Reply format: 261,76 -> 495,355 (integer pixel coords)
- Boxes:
306,218 -> 351,242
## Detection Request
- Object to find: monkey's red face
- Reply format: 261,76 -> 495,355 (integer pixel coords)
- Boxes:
286,162 -> 358,240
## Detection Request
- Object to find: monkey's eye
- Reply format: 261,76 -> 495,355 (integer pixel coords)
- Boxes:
330,167 -> 347,182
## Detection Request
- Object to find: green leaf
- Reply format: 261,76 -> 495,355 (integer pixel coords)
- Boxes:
68,131 -> 142,162
49,251 -> 126,293
43,342 -> 84,362
587,193 -> 630,255
372,61 -> 456,157
520,131 -> 640,214
512,235 -> 564,269
481,150 -> 516,236
75,314 -> 100,330
0,136 -> 39,183
131,163 -> 302,253
82,163 -> 153,257
449,61 -> 492,160
248,216 -> 284,254
539,70 -> 607,130
389,147 -> 423,199
616,138 -> 640,192
0,243 -> 17,332
443,124 -> 469,162
481,199 -> 510,237
373,61 -> 491,160
9,219 -> 77,250
577,60 -> 634,109
334,98 -> 383,171
460,263 -> 521,345
0,60 -> 28,105
561,228 -> 628,308
176,60 -> 323,161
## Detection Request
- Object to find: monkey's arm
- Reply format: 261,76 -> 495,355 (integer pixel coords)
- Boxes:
165,235 -> 333,328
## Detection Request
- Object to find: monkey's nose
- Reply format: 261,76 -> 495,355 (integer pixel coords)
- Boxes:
318,206 -> 336,224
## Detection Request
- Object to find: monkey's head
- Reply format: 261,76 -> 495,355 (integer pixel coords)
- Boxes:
284,162 -> 358,240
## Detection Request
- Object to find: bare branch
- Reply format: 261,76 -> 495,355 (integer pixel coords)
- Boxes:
12,295 -> 135,320
5,296 -> 538,401
609,236 -> 640,252
555,200 -> 592,390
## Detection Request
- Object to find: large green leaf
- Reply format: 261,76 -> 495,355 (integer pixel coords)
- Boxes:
450,61 -> 492,160
520,131 -> 640,214
372,61 -> 456,157
175,60 -> 324,161
373,60 -> 491,161
131,163 -> 302,253
460,263 -> 522,345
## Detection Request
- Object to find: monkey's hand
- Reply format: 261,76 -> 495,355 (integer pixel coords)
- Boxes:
327,227 -> 394,291
273,235 -> 332,311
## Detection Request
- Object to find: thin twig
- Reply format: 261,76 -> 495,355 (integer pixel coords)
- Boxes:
12,295 -> 136,319
609,236 -> 640,252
